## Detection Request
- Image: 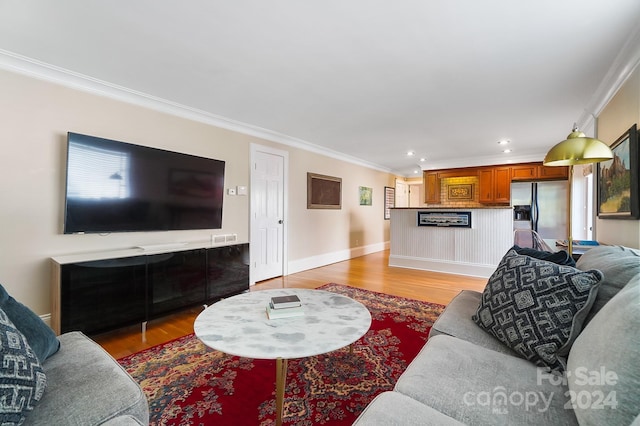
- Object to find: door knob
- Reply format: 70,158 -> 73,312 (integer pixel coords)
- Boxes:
278,220 -> 283,224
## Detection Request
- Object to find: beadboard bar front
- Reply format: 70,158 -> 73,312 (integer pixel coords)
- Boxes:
389,208 -> 513,278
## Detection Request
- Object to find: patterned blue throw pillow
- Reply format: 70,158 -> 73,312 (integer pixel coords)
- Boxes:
0,308 -> 47,425
0,284 -> 60,362
473,249 -> 602,372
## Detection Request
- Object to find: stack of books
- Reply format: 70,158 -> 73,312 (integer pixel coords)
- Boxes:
265,295 -> 304,319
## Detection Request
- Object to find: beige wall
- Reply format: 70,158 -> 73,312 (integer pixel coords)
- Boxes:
596,66 -> 640,248
0,69 -> 394,316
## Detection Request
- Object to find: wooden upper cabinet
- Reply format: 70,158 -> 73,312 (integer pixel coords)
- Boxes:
511,162 -> 569,181
478,168 -> 495,203
539,165 -> 569,179
494,167 -> 511,203
478,167 -> 510,204
423,171 -> 441,204
511,164 -> 538,181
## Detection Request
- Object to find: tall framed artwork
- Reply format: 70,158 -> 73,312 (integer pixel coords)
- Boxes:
597,124 -> 639,219
384,186 -> 395,220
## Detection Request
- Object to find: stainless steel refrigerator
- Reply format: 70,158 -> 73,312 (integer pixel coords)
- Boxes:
512,181 -> 568,246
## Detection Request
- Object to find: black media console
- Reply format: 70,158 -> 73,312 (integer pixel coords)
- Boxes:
51,242 -> 249,336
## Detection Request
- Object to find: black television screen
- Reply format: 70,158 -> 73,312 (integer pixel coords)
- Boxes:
64,132 -> 225,234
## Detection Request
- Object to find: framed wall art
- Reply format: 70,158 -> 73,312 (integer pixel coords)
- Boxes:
359,186 -> 373,206
384,186 -> 395,219
447,184 -> 473,200
307,173 -> 342,209
597,124 -> 639,219
417,211 -> 472,228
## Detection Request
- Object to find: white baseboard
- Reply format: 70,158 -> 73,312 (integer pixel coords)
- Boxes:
40,313 -> 52,328
288,241 -> 389,275
389,255 -> 495,279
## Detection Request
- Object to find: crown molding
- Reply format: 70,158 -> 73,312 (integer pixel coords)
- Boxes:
3,27 -> 637,178
577,24 -> 640,131
0,49 -> 392,174
421,152 -> 545,171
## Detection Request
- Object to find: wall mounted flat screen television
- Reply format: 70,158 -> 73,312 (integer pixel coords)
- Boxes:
64,132 -> 225,234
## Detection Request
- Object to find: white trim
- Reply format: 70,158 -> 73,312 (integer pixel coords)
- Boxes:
578,25 -> 640,128
287,242 -> 389,275
40,313 -> 52,328
2,27 -> 638,175
388,255 -> 495,279
0,49 -> 391,174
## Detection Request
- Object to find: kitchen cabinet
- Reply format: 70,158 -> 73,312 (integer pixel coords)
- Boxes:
478,167 -> 510,204
539,165 -> 569,179
494,167 -> 511,203
511,163 -> 569,181
511,164 -> 538,181
424,171 -> 441,204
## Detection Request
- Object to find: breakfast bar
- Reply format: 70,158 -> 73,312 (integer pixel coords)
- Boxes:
389,207 -> 513,278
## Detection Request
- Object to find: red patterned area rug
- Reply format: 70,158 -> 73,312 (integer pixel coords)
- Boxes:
118,283 -> 445,425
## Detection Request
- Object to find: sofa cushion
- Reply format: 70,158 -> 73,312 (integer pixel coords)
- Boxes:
429,290 -> 518,356
0,308 -> 47,425
575,245 -> 640,325
512,245 -> 576,267
0,284 -> 60,362
28,332 -> 149,426
567,274 -> 640,425
395,335 -> 579,425
473,249 -> 602,372
352,391 -> 465,426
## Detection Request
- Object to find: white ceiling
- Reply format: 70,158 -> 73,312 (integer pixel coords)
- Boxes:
1,1 -> 639,176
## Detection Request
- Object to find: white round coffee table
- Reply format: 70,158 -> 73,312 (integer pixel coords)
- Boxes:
194,288 -> 372,426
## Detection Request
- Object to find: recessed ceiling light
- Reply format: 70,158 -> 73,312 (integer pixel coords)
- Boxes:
413,169 -> 419,174
419,158 -> 426,162
407,151 -> 415,156
498,140 -> 510,145
503,149 -> 512,153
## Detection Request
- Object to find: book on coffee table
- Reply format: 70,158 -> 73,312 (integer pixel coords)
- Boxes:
270,295 -> 301,309
265,303 -> 304,319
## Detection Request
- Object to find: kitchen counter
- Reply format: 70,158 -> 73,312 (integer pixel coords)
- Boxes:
391,206 -> 512,210
389,208 -> 513,278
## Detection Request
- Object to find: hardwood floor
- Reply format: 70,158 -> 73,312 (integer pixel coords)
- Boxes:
94,250 -> 488,359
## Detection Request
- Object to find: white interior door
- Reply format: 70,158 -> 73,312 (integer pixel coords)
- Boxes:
250,145 -> 287,283
395,180 -> 409,207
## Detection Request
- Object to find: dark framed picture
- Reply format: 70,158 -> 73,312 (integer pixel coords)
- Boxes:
417,211 -> 471,228
384,186 -> 395,220
597,124 -> 639,219
307,173 -> 342,209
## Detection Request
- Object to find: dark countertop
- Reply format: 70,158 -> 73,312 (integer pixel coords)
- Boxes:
390,206 -> 512,210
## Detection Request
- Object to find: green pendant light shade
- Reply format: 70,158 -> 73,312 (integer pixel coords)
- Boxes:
543,127 -> 614,166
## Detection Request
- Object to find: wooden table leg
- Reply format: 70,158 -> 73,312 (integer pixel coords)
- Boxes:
275,358 -> 287,426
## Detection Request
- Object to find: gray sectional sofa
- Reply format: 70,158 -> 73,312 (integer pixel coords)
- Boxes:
353,245 -> 640,425
28,332 -> 149,425
0,282 -> 148,425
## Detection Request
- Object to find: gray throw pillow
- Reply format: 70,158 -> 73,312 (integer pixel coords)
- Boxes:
473,249 -> 602,372
0,308 -> 47,425
0,284 -> 60,362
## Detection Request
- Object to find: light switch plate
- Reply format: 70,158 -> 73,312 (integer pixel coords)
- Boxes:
227,188 -> 236,195
237,185 -> 247,196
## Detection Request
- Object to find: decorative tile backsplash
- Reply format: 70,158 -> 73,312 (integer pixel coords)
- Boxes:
425,176 -> 485,207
